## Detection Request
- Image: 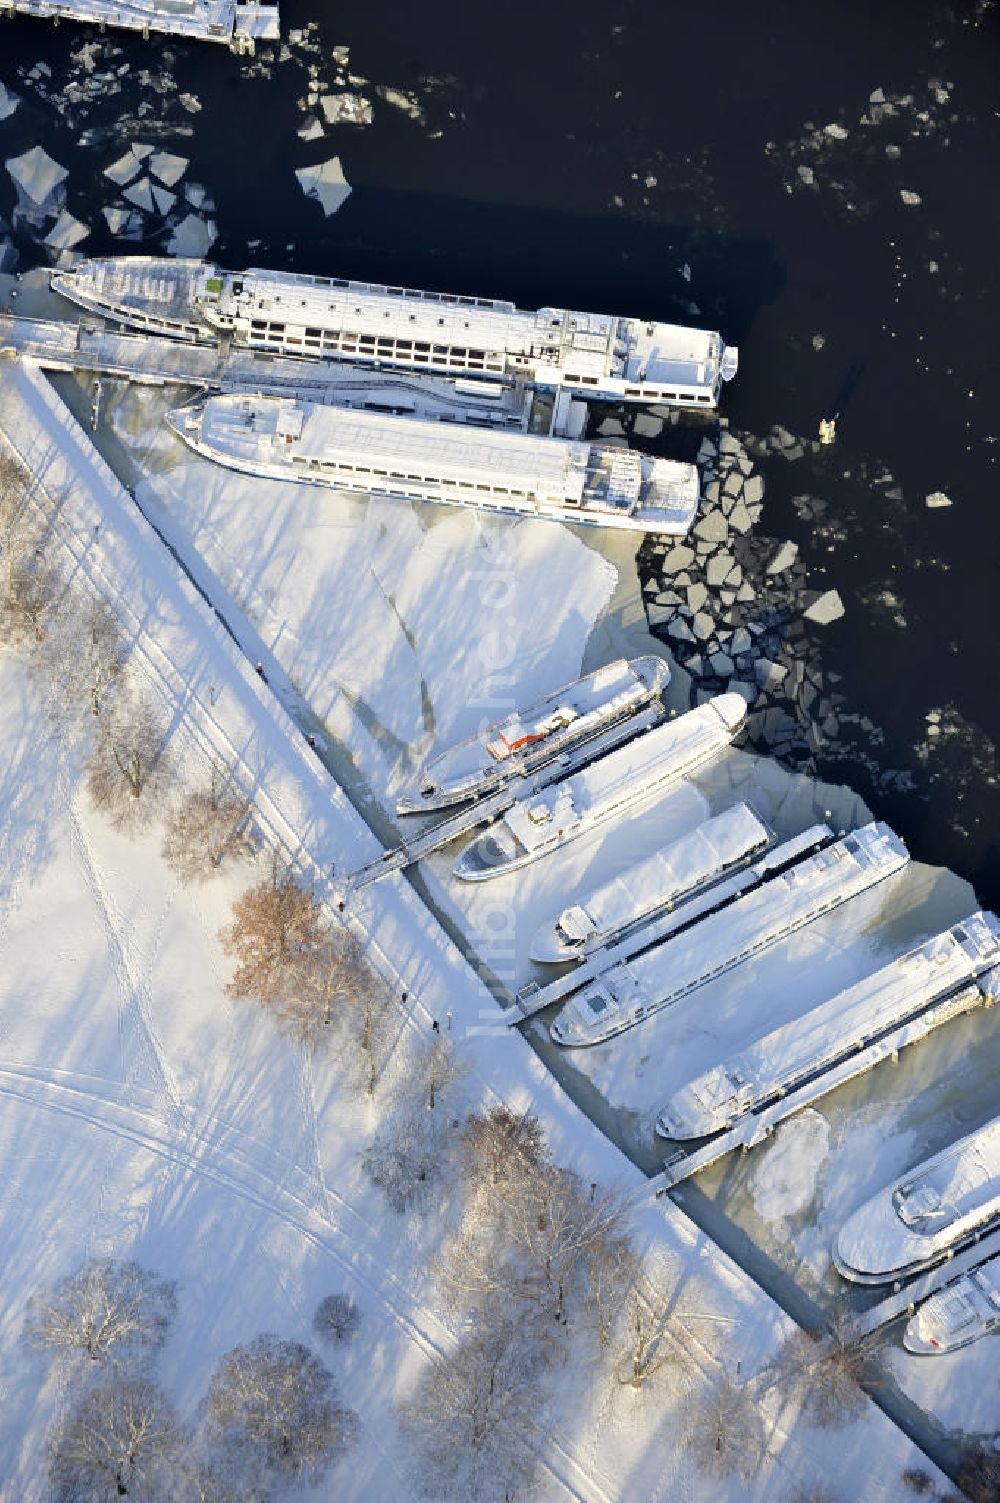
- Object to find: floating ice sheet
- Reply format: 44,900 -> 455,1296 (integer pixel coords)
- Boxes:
0,83 -> 20,123
294,156 -> 352,216
122,176 -> 155,213
44,210 -> 89,252
149,151 -> 188,188
152,185 -> 177,216
167,212 -> 217,258
5,146 -> 68,207
104,150 -> 141,187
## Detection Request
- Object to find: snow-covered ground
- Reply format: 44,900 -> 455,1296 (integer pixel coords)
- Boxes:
0,359 -> 962,1495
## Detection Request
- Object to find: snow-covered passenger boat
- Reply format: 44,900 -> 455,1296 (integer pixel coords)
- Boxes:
52,256 -> 739,410
530,802 -> 771,962
453,694 -> 747,882
166,394 -> 702,535
397,657 -> 670,815
655,912 -> 1000,1139
904,1257 -> 1000,1354
549,821 -> 909,1047
5,0 -> 278,48
835,1115 -> 1000,1284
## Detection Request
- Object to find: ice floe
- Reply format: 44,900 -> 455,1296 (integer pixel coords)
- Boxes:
0,83 -> 20,123
295,155 -> 352,215
167,212 -> 217,258
43,209 -> 89,252
5,146 -> 68,207
148,151 -> 188,188
122,176 -> 155,213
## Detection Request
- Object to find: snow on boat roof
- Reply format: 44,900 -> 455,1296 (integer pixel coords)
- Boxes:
541,801 -> 769,946
202,396 -> 590,491
837,1111 -> 1000,1279
661,912 -> 1000,1138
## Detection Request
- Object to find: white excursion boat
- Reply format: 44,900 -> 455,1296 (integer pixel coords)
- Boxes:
166,394 -> 701,534
835,1114 -> 1000,1284
453,694 -> 747,883
5,0 -> 278,48
397,657 -> 670,815
655,912 -> 1000,1139
904,1257 -> 1000,1354
52,256 -> 739,409
529,802 -> 771,963
549,821 -> 909,1047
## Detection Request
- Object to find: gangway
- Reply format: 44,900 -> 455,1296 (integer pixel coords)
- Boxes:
503,823 -> 834,1025
340,703 -> 665,895
652,973 -> 999,1193
844,1228 -> 1000,1343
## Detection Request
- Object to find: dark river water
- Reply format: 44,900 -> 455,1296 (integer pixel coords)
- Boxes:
1,0 -> 999,897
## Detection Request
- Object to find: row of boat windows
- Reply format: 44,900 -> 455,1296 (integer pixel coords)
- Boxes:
286,453 -> 551,500
623,385 -> 713,403
246,322 -> 506,371
258,277 -> 508,311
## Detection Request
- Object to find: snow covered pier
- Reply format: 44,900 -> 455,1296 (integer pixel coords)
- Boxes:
341,704 -> 665,895
1,0 -> 279,50
652,972 -> 998,1193
0,312 -> 533,429
506,823 -> 832,1025
845,1228 -> 1000,1345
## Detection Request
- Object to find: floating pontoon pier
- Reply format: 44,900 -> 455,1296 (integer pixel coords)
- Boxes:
342,703 -> 666,895
2,0 -> 278,50
655,913 -> 1000,1140
550,821 -> 909,1046
654,973 -> 998,1194
167,393 -> 702,534
509,823 -> 833,1024
454,694 -> 747,882
51,255 -> 739,410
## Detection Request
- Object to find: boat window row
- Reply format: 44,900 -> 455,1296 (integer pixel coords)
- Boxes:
243,320 -> 506,372
622,385 -> 714,403
252,275 -> 510,313
284,452 -> 542,501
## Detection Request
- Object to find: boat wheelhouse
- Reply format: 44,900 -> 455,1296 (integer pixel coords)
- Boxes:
397,657 -> 670,814
904,1257 -> 1000,1354
165,394 -> 702,534
530,802 -> 770,963
550,822 -> 909,1047
835,1115 -> 1000,1284
453,694 -> 747,883
655,912 -> 1000,1139
52,256 -> 739,409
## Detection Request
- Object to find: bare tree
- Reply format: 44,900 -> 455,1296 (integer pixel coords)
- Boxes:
162,763 -> 255,883
953,1445 -> 1000,1503
458,1104 -> 547,1192
502,1165 -> 630,1324
683,1365 -> 764,1482
585,1225 -> 641,1351
313,1293 -> 361,1346
47,1378 -> 182,1501
399,1312 -> 548,1503
339,977 -> 401,1098
362,1102 -> 454,1213
0,546 -> 60,649
24,1259 -> 177,1366
767,1326 -> 869,1428
0,444 -> 30,533
87,683 -> 174,834
900,1468 -> 936,1496
413,1032 -> 469,1111
80,597 -> 129,717
204,1334 -> 355,1490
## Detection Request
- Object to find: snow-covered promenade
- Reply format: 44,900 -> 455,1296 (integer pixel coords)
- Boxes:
0,354 -> 948,1498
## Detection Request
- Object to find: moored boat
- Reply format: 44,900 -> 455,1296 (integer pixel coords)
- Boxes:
550,821 -> 909,1047
166,394 -> 701,534
398,657 -> 669,814
529,802 -> 770,962
904,1257 -> 1000,1354
453,693 -> 747,882
835,1115 -> 1000,1284
655,912 -> 1000,1139
52,255 -> 738,409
